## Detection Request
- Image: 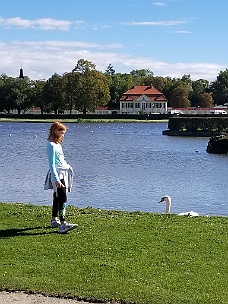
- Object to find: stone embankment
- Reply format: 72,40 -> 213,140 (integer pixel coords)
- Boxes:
162,130 -> 223,137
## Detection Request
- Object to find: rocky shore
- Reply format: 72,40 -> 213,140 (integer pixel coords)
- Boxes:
206,135 -> 228,154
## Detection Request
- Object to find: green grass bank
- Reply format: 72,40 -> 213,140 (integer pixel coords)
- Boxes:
0,117 -> 168,123
0,202 -> 227,304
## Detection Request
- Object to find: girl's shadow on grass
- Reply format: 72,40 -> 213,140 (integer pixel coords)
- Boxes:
0,226 -> 57,238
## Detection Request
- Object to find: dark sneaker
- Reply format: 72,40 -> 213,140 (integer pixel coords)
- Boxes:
50,219 -> 61,228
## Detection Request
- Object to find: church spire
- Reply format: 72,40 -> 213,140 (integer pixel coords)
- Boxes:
19,67 -> 24,79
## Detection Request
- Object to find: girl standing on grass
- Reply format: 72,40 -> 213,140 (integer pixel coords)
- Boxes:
44,121 -> 77,234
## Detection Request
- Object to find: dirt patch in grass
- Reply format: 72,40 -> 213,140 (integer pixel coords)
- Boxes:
0,291 -> 102,304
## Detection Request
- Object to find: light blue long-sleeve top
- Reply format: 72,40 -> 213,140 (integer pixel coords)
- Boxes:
44,141 -> 73,192
46,141 -> 69,183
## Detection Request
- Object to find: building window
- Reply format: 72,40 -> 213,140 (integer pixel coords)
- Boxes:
135,103 -> 140,108
146,103 -> 151,108
122,103 -> 134,108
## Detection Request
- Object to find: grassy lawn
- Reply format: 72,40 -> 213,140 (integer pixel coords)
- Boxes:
0,202 -> 227,304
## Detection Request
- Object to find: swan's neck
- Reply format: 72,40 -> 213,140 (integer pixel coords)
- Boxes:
166,200 -> 171,213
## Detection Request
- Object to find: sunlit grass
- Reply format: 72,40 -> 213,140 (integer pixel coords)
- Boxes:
0,202 -> 227,304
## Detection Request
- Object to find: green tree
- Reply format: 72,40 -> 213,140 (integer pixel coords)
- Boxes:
0,74 -> 15,113
130,69 -> 153,85
62,72 -> 80,114
73,59 -> 110,114
191,79 -> 209,107
73,58 -> 96,74
170,84 -> 191,108
0,75 -> 32,114
159,77 -> 180,106
198,92 -> 214,108
210,69 -> 228,105
30,79 -> 46,114
181,74 -> 192,86
43,73 -> 64,114
105,72 -> 133,108
13,76 -> 33,114
105,64 -> 115,76
14,76 -> 32,114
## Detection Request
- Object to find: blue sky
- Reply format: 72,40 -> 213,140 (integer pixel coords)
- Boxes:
1,0 -> 227,81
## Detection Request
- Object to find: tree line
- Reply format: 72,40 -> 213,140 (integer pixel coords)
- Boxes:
0,59 -> 228,114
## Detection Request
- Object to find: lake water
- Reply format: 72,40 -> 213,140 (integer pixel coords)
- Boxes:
0,122 -> 227,216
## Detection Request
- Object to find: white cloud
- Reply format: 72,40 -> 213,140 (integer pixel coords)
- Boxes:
11,40 -> 124,50
152,2 -> 167,7
123,20 -> 188,26
0,40 -> 223,81
0,17 -> 84,31
173,30 -> 192,34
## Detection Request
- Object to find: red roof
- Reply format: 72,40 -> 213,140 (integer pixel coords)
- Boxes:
124,86 -> 162,95
120,86 -> 167,102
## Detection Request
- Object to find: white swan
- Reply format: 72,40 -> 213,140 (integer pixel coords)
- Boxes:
159,195 -> 199,217
159,195 -> 172,214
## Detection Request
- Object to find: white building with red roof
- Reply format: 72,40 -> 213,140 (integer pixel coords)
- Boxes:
120,85 -> 168,114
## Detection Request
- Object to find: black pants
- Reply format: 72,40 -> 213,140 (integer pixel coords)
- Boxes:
52,179 -> 67,222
